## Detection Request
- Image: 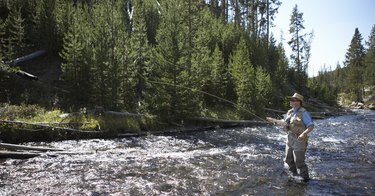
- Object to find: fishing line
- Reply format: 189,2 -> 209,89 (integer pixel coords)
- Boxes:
137,73 -> 267,122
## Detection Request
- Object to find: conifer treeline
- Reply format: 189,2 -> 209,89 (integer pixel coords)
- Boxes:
0,0 -> 351,119
309,26 -> 375,105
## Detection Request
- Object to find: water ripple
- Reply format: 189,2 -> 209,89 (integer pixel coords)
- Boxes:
1,110 -> 374,195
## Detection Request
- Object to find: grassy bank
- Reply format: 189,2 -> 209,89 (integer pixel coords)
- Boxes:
0,104 -> 164,143
0,98 -> 358,143
0,102 -> 264,143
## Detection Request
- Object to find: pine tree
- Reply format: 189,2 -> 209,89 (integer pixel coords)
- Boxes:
209,44 -> 228,106
335,62 -> 345,94
89,0 -> 130,110
364,25 -> 375,87
150,0 -> 202,118
220,23 -> 242,66
344,28 -> 366,102
27,0 -> 43,48
191,42 -> 212,109
255,67 -> 272,116
229,36 -> 256,119
274,43 -> 289,94
150,0 -> 180,117
128,0 -> 153,112
248,35 -> 267,70
3,5 -> 26,61
0,18 -> 5,60
59,3 -> 91,108
38,0 -> 59,50
288,4 -> 313,91
191,8 -> 220,108
244,0 -> 281,41
266,35 -> 278,76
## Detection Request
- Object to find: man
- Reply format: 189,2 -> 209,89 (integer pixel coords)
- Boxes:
266,93 -> 314,182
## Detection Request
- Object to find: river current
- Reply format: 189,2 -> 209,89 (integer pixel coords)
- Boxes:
1,110 -> 374,195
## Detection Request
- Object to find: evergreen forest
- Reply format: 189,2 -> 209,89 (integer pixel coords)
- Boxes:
1,0 -> 374,122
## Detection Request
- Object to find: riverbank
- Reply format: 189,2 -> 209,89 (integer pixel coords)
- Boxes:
0,102 -> 353,144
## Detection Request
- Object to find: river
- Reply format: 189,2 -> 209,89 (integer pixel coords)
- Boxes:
1,110 -> 374,195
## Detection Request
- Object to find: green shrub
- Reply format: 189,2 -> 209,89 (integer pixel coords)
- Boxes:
0,103 -> 44,121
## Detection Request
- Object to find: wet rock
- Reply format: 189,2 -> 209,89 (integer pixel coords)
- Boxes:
349,102 -> 365,109
356,102 -> 365,109
90,192 -> 99,196
158,183 -> 173,192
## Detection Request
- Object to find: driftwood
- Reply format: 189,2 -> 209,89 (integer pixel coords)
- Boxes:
0,142 -> 63,152
0,120 -> 99,134
0,151 -> 41,159
0,142 -> 65,159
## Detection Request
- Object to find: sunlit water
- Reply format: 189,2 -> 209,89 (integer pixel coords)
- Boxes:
1,110 -> 374,195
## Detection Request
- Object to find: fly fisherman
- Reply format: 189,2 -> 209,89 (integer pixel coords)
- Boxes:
266,93 -> 314,182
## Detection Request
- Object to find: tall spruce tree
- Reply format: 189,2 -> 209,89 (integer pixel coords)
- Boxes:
89,0 -> 129,110
151,0 -> 195,118
344,28 -> 366,102
3,5 -> 26,61
191,8 -> 221,108
335,62 -> 345,93
364,25 -> 375,87
209,44 -> 228,106
38,0 -> 59,50
229,36 -> 256,119
0,18 -> 5,60
288,4 -> 313,91
129,0 -> 153,113
59,3 -> 91,108
255,67 -> 272,116
274,43 -> 289,92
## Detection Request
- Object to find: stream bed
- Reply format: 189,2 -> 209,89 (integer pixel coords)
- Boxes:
1,110 -> 374,195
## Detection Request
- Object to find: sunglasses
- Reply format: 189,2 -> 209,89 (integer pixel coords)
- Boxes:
290,99 -> 299,102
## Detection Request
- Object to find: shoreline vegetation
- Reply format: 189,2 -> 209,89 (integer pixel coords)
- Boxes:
0,100 -> 362,144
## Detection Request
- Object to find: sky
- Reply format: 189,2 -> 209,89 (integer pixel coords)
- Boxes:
271,0 -> 375,77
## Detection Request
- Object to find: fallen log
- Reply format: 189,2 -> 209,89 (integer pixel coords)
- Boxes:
0,151 -> 41,159
0,142 -> 63,152
104,111 -> 143,117
189,117 -> 268,128
5,49 -> 47,66
0,120 -> 99,134
15,70 -> 39,81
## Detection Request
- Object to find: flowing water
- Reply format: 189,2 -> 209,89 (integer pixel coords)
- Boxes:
1,110 -> 374,195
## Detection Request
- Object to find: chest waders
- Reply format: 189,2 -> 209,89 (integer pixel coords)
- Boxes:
284,107 -> 310,181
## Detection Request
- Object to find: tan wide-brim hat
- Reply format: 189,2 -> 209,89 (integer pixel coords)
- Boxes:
290,93 -> 304,102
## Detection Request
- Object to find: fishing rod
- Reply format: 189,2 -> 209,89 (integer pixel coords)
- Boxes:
137,72 -> 268,122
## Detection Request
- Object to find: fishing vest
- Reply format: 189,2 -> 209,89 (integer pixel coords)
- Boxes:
285,107 -> 307,136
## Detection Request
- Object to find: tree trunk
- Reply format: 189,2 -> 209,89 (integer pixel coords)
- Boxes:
0,142 -> 63,152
